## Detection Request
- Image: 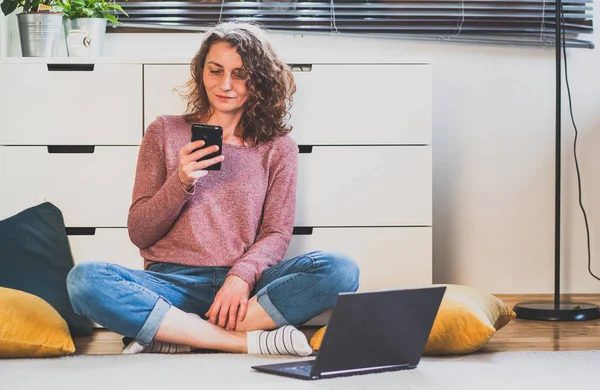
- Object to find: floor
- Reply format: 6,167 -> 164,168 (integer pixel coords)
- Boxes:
73,294 -> 600,355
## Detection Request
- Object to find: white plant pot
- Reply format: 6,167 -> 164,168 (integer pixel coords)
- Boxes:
63,17 -> 107,58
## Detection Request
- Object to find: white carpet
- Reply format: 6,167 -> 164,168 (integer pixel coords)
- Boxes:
1,351 -> 599,390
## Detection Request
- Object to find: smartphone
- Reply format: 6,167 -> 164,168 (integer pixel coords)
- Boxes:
191,124 -> 223,171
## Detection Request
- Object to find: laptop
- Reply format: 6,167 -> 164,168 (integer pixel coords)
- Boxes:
251,286 -> 446,380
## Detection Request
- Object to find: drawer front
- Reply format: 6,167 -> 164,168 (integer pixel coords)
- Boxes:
287,226 -> 432,326
144,64 -> 190,130
142,64 -> 431,145
295,146 -> 432,227
0,146 -> 138,227
289,64 -> 432,145
67,228 -> 143,270
0,63 -> 142,145
285,227 -> 432,292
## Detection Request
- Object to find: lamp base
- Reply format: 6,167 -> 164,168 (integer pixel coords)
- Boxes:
513,301 -> 600,321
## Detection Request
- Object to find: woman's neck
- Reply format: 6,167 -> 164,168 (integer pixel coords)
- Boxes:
206,111 -> 245,145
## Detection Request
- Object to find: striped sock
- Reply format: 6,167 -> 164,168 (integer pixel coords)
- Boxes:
247,325 -> 312,357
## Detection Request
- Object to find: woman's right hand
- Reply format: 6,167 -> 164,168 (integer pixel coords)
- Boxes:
177,140 -> 224,191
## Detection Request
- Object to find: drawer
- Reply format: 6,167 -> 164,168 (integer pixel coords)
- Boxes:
286,227 -> 432,292
67,228 -> 143,270
142,63 -> 431,145
143,64 -> 189,130
0,146 -> 138,227
289,64 -> 431,145
295,146 -> 432,227
0,63 -> 142,145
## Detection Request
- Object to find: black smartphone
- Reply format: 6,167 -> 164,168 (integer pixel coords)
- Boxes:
191,124 -> 223,171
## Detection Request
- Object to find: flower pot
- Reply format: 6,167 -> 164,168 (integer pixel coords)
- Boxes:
17,12 -> 63,57
63,17 -> 107,58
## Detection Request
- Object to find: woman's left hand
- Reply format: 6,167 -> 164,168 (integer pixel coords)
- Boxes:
206,275 -> 251,330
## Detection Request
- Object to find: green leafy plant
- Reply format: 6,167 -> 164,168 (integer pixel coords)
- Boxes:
55,0 -> 127,24
1,0 -> 54,15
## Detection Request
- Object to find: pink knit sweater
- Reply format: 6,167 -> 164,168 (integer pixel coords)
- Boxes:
127,115 -> 298,289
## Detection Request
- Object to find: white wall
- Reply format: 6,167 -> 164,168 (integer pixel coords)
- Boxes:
4,12 -> 19,57
5,6 -> 600,294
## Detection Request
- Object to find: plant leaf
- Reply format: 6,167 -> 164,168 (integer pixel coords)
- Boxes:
106,3 -> 127,16
103,12 -> 118,25
53,0 -> 130,19
1,0 -> 20,16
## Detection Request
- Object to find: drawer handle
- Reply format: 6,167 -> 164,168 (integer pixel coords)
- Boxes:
47,64 -> 95,72
293,227 -> 313,235
48,146 -> 95,154
66,227 -> 96,236
298,145 -> 313,154
289,64 -> 312,72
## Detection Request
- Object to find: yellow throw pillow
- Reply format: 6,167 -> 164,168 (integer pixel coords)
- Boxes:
309,326 -> 327,352
423,284 -> 515,355
0,286 -> 76,358
309,284 -> 515,356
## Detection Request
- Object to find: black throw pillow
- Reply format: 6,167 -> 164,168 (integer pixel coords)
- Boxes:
0,202 -> 93,336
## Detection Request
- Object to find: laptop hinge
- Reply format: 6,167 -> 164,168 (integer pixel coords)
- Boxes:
319,364 -> 411,377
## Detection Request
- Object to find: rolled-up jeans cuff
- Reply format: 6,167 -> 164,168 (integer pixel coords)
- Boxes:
135,297 -> 171,345
257,290 -> 290,327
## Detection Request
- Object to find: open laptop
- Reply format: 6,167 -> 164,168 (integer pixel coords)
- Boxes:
251,286 -> 446,380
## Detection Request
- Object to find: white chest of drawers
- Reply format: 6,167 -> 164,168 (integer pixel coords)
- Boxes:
0,58 -> 432,304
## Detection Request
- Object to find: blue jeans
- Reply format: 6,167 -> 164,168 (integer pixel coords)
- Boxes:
66,250 -> 359,345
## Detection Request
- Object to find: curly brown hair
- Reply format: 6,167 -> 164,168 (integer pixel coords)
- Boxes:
180,22 -> 296,146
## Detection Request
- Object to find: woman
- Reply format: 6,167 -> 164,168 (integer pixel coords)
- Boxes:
67,21 -> 359,356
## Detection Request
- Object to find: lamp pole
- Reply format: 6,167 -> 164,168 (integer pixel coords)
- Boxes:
512,0 -> 600,321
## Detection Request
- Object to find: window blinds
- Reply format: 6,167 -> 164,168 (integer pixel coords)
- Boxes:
114,1 -> 594,48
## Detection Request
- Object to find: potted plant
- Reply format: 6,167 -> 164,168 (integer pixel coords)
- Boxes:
55,0 -> 127,57
1,0 -> 64,57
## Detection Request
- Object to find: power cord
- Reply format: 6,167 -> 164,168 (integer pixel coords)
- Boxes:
560,4 -> 600,281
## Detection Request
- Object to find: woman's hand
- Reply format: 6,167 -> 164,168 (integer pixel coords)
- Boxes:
177,140 -> 224,191
206,275 -> 251,330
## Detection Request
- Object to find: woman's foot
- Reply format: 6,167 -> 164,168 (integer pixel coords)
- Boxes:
122,322 -> 312,356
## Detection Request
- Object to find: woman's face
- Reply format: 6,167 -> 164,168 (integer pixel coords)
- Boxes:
203,41 -> 249,116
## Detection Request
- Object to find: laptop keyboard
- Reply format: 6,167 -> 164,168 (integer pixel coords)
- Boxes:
279,361 -> 314,375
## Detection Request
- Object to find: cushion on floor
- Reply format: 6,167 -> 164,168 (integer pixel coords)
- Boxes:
0,286 -> 76,358
309,284 -> 515,355
0,202 -> 93,336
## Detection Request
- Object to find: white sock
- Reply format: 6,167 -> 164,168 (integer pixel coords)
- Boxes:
122,340 -> 192,354
247,325 -> 312,357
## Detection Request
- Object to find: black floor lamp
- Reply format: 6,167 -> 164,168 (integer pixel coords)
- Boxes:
512,0 -> 600,321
